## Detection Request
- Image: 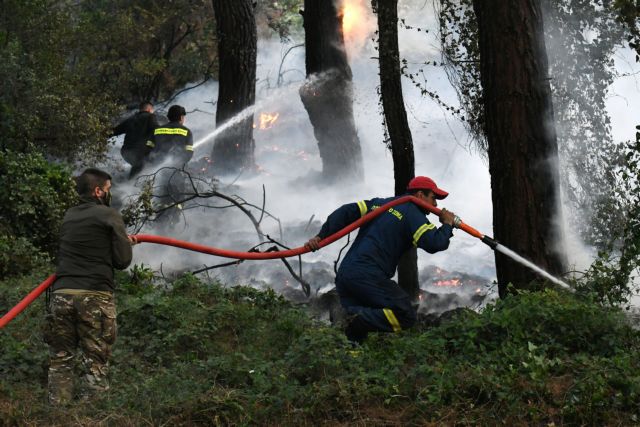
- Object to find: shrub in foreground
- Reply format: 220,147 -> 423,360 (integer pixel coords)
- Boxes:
1,272 -> 639,425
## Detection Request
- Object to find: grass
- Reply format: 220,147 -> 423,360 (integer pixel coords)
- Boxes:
1,267 -> 639,425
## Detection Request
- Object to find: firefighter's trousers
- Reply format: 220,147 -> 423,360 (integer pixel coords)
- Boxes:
336,272 -> 416,342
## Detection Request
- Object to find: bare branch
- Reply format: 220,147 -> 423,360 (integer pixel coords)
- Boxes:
277,43 -> 304,87
125,167 -> 310,296
159,77 -> 213,109
264,235 -> 311,297
192,259 -> 243,274
258,184 -> 266,224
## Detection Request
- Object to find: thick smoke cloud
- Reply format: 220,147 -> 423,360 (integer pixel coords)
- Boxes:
102,2 -> 495,308
106,0 -> 639,309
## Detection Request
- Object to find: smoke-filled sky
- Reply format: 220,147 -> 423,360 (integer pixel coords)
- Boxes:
108,0 -> 640,300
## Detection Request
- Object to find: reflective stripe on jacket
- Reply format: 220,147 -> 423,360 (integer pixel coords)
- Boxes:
317,195 -> 453,280
146,121 -> 194,165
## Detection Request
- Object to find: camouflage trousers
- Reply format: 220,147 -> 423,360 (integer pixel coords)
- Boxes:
44,291 -> 116,405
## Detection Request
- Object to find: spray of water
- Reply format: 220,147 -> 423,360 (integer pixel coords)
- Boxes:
193,73 -> 329,150
494,243 -> 572,290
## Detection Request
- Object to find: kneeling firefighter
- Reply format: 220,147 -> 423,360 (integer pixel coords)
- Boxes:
305,176 -> 457,343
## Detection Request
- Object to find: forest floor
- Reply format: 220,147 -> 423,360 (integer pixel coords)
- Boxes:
1,267 -> 639,426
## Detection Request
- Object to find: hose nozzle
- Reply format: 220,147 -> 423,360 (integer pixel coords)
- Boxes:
482,235 -> 498,249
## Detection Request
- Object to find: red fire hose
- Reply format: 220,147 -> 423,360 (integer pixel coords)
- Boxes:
0,274 -> 57,328
0,196 -> 493,329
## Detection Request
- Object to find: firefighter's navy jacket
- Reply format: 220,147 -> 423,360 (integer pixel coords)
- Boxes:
146,121 -> 194,165
317,195 -> 453,338
318,195 -> 453,281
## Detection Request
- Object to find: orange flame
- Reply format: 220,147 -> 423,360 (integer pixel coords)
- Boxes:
258,112 -> 280,130
342,1 -> 357,35
340,0 -> 375,56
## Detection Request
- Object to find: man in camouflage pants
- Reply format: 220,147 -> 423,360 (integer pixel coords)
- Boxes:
44,168 -> 136,405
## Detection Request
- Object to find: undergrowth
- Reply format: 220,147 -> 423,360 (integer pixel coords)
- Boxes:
1,268 -> 639,425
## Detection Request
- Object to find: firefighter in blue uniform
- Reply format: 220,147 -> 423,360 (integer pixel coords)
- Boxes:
305,176 -> 456,343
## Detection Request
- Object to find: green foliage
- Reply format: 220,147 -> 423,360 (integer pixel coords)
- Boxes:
0,233 -> 49,278
0,0 -> 218,162
0,269 -> 51,384
438,0 -> 483,146
0,0 -> 120,161
74,0 -> 217,103
120,178 -> 155,231
256,0 -> 304,40
543,0 -> 628,249
614,0 -> 640,59
0,150 -> 76,261
1,271 -> 639,425
579,137 -> 640,305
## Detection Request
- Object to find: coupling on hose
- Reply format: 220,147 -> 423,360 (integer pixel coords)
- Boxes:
481,235 -> 498,249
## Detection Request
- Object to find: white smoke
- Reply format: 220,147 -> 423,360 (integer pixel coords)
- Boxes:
105,0 -> 640,306
547,19 -> 640,287
103,1 -> 494,301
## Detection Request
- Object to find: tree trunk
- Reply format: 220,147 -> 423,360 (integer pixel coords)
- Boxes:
472,0 -> 566,297
373,0 -> 418,299
211,0 -> 257,174
299,0 -> 363,182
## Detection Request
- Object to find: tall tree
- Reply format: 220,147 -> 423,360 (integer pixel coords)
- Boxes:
299,0 -> 363,182
472,0 -> 565,296
211,0 -> 257,174
372,0 -> 418,298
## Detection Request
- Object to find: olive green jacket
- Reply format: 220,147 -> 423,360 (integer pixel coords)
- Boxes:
52,197 -> 132,292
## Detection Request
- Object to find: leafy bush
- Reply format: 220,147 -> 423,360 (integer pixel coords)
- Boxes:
0,232 -> 49,278
0,269 -> 51,385
0,150 -> 76,257
1,271 -> 639,425
0,2 -> 118,161
578,138 -> 640,306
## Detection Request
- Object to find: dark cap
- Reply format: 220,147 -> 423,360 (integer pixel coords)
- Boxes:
168,105 -> 186,122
